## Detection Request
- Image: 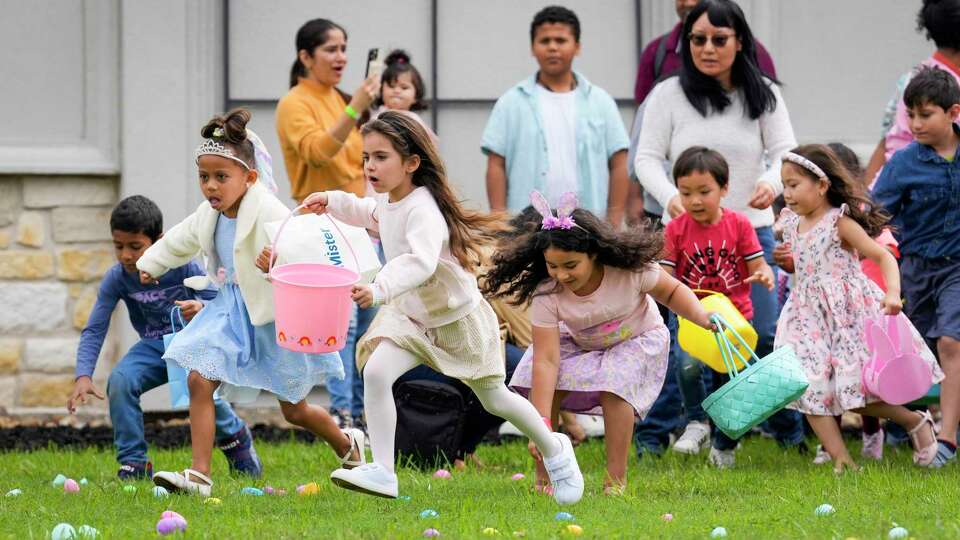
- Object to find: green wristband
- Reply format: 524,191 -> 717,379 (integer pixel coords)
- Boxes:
344,105 -> 359,120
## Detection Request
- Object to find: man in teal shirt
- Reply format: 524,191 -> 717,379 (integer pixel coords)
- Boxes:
482,5 -> 630,225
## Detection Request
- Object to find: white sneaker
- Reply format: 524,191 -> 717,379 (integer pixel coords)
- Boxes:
499,421 -> 523,438
576,414 -> 605,438
153,468 -> 212,497
542,433 -> 584,505
673,421 -> 711,455
329,462 -> 398,498
812,445 -> 832,465
708,447 -> 735,469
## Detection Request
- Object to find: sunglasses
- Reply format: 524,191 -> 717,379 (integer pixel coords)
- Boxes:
689,33 -> 736,48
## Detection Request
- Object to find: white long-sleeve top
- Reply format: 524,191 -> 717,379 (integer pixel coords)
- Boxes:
634,77 -> 796,228
325,187 -> 481,328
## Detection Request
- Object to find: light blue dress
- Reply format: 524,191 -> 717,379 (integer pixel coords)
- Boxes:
163,214 -> 344,403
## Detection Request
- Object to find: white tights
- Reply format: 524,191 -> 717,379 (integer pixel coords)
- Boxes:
363,340 -> 561,471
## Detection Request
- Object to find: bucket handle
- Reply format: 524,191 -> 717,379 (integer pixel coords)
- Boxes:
169,306 -> 186,334
268,203 -> 361,278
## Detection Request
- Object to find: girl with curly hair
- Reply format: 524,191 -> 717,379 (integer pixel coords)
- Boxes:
482,192 -> 713,495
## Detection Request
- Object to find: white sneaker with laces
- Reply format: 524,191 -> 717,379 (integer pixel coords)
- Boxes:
673,421 -> 711,454
708,447 -> 735,469
542,433 -> 584,505
329,462 -> 398,498
812,445 -> 832,465
153,468 -> 213,497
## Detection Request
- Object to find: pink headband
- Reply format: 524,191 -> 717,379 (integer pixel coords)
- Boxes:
531,190 -> 579,230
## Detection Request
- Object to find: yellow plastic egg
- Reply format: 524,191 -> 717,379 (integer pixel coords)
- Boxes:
203,497 -> 222,505
565,524 -> 583,536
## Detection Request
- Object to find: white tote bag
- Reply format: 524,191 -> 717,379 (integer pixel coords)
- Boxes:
264,214 -> 381,284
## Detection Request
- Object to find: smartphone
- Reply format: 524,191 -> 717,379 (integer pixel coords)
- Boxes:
365,48 -> 383,79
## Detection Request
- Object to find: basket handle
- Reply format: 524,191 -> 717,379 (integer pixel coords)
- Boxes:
710,313 -> 760,376
268,203 -> 361,278
169,306 -> 186,334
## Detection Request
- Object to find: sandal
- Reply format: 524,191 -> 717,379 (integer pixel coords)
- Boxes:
337,428 -> 366,469
153,468 -> 213,497
908,410 -> 938,467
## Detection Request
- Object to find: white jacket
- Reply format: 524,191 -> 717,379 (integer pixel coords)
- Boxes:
137,182 -> 291,326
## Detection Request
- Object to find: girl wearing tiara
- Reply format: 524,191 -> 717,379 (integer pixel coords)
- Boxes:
138,109 -> 367,496
482,192 -> 714,495
775,144 -> 943,472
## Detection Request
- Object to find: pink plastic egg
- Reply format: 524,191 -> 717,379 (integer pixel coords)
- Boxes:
156,517 -> 187,535
161,511 -> 185,521
433,469 -> 452,479
63,479 -> 80,493
511,473 -> 525,481
662,513 -> 674,522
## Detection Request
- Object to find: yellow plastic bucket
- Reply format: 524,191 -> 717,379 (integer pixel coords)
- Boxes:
678,290 -> 757,373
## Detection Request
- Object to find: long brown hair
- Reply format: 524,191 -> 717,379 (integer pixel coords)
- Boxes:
787,144 -> 889,237
361,111 -> 503,272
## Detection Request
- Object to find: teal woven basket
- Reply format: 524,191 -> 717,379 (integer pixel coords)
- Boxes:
702,314 -> 809,440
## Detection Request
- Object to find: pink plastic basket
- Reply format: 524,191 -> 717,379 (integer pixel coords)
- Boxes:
269,204 -> 360,354
862,315 -> 933,405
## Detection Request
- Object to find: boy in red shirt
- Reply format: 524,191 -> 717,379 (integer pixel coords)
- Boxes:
661,146 -> 774,468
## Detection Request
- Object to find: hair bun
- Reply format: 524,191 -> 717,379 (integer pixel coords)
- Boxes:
200,108 -> 250,143
385,49 -> 411,66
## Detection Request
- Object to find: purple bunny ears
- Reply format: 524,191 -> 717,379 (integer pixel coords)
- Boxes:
531,190 -> 579,230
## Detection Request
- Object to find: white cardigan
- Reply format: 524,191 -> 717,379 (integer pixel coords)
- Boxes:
634,77 -> 796,228
137,182 -> 291,326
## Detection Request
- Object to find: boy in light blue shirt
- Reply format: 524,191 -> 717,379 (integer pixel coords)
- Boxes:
482,5 -> 630,225
67,196 -> 261,480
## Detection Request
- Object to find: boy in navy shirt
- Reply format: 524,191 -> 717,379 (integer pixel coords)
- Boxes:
874,66 -> 960,467
66,196 -> 261,479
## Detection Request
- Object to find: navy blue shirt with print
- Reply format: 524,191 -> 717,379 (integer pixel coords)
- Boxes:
873,125 -> 960,259
75,261 -> 216,378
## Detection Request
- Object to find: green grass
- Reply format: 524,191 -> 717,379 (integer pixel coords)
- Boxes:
0,437 -> 957,539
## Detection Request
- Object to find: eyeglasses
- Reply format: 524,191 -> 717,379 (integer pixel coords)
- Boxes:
688,33 -> 736,48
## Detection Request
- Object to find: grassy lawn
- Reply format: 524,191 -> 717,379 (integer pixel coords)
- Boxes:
0,436 -> 957,539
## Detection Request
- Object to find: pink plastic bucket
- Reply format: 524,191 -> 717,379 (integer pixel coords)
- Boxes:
269,205 -> 360,354
862,315 -> 933,405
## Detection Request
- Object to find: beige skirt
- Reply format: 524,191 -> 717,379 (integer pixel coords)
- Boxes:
356,299 -> 506,389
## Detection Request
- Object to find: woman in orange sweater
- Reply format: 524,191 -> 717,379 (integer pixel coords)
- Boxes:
277,18 -> 380,202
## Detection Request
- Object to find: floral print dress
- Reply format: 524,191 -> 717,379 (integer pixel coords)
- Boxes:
774,205 -> 942,415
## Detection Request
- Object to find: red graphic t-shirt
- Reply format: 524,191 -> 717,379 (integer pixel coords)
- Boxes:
662,210 -> 763,320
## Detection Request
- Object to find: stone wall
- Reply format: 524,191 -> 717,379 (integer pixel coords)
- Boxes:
0,175 -> 119,414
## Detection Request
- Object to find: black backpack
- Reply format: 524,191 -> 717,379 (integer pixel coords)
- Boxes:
393,379 -> 469,469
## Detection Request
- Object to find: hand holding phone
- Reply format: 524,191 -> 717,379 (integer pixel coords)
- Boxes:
365,48 -> 383,79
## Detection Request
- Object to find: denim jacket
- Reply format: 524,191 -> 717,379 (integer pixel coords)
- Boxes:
873,132 -> 960,259
481,71 -> 629,215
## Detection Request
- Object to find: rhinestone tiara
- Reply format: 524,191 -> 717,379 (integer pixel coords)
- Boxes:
195,138 -> 251,170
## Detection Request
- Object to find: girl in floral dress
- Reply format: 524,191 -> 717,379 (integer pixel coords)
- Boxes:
775,144 -> 943,472
482,191 -> 714,494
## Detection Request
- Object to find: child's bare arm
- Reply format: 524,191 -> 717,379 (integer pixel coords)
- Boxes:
744,257 -> 775,290
648,268 -> 714,329
837,216 -> 901,314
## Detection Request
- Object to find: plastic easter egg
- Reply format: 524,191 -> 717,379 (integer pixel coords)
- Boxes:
51,523 -> 77,540
122,484 -> 137,494
662,513 -> 674,522
64,479 -> 80,493
482,527 -> 500,536
512,532 -> 526,538
79,478 -> 89,486
156,517 -> 187,535
814,503 -> 835,516
511,473 -> 525,481
274,489 -> 286,496
888,527 -> 909,539
710,527 -> 728,538
398,495 -> 412,501
554,512 -> 574,522
423,528 -> 441,538
77,525 -> 99,538
433,469 -> 451,479
203,497 -> 222,505
297,482 -> 319,496
564,525 -> 583,536
152,486 -> 170,498
264,486 -> 274,495
161,511 -> 184,521
420,509 -> 439,519
240,487 -> 264,496
52,474 -> 67,487
5,488 -> 22,497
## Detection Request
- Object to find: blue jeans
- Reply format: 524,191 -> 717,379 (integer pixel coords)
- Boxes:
752,226 -> 805,447
327,304 -> 377,418
106,339 -> 245,464
634,309 -> 686,455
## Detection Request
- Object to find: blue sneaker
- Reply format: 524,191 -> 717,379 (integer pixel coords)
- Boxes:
218,426 -> 263,478
930,440 -> 957,468
117,461 -> 153,481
